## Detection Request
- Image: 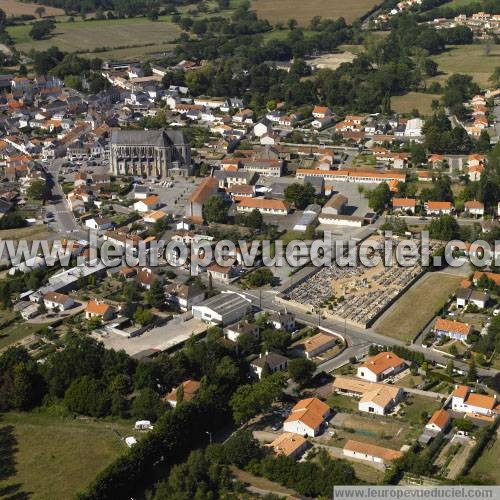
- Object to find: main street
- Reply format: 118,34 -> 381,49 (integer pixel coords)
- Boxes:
44,158 -> 79,235
235,287 -> 498,378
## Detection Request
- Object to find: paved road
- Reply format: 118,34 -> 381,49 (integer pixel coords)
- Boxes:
44,159 -> 79,235
233,287 -> 498,378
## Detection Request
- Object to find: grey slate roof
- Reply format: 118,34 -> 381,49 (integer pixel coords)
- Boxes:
110,128 -> 186,147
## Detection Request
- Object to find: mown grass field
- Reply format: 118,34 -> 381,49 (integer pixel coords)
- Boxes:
252,0 -> 380,25
429,44 -> 500,88
375,272 -> 462,342
391,92 -> 441,116
0,411 -> 135,499
0,0 -> 64,18
7,17 -> 180,57
469,435 -> 500,484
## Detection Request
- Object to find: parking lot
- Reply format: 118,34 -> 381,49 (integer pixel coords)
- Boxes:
91,316 -> 206,357
136,177 -> 202,216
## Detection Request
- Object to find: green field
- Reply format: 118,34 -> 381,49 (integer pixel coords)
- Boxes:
0,411 -> 136,499
391,92 -> 441,116
7,17 -> 180,57
375,272 -> 462,342
0,322 -> 45,352
429,44 -> 500,88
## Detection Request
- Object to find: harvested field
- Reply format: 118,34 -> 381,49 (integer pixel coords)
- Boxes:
0,0 -> 64,18
374,272 -> 462,342
309,51 -> 357,70
252,0 -> 380,25
7,17 -> 180,55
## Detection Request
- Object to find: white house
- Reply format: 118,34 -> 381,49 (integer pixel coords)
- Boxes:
236,197 -> 290,215
225,321 -> 259,342
283,398 -> 330,437
250,351 -> 289,379
164,283 -> 205,312
451,385 -> 498,416
464,200 -> 485,217
43,291 -> 74,311
357,351 -> 407,382
269,312 -> 295,332
343,440 -> 402,466
425,409 -> 451,434
134,195 -> 160,213
426,201 -> 454,216
85,217 -> 114,232
85,300 -> 115,321
404,118 -> 424,137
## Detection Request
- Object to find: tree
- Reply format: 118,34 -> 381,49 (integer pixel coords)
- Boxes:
446,359 -> 454,376
288,358 -> 316,388
490,67 -> 500,88
146,279 -> 165,309
202,195 -> 230,224
29,20 -> 55,40
64,376 -> 110,417
261,328 -> 291,353
427,214 -> 459,241
366,182 -> 391,212
467,358 -> 478,383
27,180 -> 49,201
223,429 -> 262,467
230,373 -> 285,424
246,268 -> 274,287
246,209 -> 263,229
133,307 -> 154,326
35,6 -> 46,18
131,388 -> 166,422
284,183 -> 315,210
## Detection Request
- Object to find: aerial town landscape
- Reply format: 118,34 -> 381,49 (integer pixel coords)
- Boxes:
0,0 -> 500,498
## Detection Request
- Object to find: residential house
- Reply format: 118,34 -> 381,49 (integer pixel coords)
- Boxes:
164,283 -> 205,312
392,197 -> 416,214
356,351 -> 407,383
343,440 -> 402,466
297,332 -> 337,359
134,195 -> 160,213
269,312 -> 295,332
425,409 -> 451,434
268,433 -> 309,460
207,260 -> 241,284
250,351 -> 289,379
164,379 -> 201,408
236,197 -> 290,216
43,291 -> 74,311
85,300 -> 115,321
283,398 -> 331,437
433,318 -> 472,341
455,288 -> 489,309
332,376 -> 403,415
426,201 -> 453,215
225,321 -> 259,342
464,200 -> 484,217
136,267 -> 160,290
451,385 -> 498,417
85,217 -> 114,232
312,106 -> 332,119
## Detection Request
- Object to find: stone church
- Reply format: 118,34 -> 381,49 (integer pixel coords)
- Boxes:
109,129 -> 192,178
